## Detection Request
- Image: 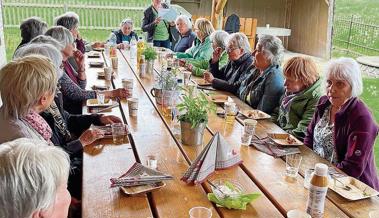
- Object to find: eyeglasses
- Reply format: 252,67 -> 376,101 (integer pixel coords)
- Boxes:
226,47 -> 239,53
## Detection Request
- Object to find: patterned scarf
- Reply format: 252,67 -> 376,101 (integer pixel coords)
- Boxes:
46,100 -> 72,141
22,110 -> 52,142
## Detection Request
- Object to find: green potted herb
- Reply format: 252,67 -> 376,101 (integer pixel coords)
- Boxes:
142,46 -> 157,74
177,86 -> 216,146
150,68 -> 178,105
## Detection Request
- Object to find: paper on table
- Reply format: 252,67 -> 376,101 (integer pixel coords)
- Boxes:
181,132 -> 242,184
158,8 -> 178,22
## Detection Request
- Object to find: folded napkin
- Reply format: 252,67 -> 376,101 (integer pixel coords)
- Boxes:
110,162 -> 173,188
250,137 -> 300,158
181,132 -> 242,184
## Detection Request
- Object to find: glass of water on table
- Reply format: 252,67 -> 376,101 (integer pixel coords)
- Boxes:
285,153 -> 302,182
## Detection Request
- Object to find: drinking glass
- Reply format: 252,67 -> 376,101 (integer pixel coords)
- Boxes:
97,93 -> 105,105
162,90 -> 178,118
224,102 -> 237,124
189,207 -> 212,218
285,154 -> 302,182
111,123 -> 127,145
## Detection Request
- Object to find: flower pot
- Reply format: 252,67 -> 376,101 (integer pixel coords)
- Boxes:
150,87 -> 162,105
146,60 -> 154,75
180,121 -> 206,146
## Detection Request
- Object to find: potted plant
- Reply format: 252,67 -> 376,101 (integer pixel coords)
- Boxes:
142,46 -> 157,74
177,86 -> 216,146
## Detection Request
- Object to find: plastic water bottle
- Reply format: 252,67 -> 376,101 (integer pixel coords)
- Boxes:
130,38 -> 137,60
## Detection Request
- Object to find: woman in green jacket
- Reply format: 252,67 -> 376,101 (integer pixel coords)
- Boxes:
273,56 -> 321,141
183,30 -> 229,77
177,18 -> 214,70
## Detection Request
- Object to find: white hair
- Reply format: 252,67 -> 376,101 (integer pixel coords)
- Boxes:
210,30 -> 229,49
30,35 -> 64,50
45,26 -> 74,48
0,138 -> 70,218
14,43 -> 64,79
257,34 -> 284,66
175,15 -> 192,29
228,32 -> 251,54
324,57 -> 363,97
120,18 -> 133,27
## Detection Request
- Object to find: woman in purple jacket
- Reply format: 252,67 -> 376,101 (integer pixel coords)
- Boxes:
304,58 -> 379,190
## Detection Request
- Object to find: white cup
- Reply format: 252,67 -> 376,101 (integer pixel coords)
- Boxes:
122,78 -> 133,96
127,98 -> 138,117
111,57 -> 118,69
104,67 -> 113,80
183,71 -> 191,86
287,209 -> 311,218
122,41 -> 130,50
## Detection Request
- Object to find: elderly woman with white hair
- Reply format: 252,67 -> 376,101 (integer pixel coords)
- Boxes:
0,55 -> 57,144
14,16 -> 47,54
204,32 -> 254,95
238,34 -> 285,114
108,18 -> 138,49
173,15 -> 196,52
45,26 -> 129,114
0,138 -> 71,218
304,58 -> 379,190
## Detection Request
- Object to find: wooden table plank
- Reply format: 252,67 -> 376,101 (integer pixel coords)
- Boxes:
112,51 -> 221,218
118,50 -> 284,218
82,52 -> 152,218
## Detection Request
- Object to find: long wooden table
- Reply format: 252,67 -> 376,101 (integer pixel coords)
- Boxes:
81,49 -> 379,218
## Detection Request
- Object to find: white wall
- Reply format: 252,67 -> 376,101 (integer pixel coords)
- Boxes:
0,2 -> 7,67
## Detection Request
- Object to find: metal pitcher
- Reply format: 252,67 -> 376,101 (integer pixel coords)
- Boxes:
180,121 -> 206,146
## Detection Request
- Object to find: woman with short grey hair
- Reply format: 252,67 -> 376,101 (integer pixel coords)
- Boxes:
204,32 -> 254,95
14,16 -> 47,54
238,34 -> 285,114
108,18 -> 139,49
185,30 -> 229,77
54,11 -> 88,53
304,58 -> 379,190
0,138 -> 71,218
173,15 -> 196,53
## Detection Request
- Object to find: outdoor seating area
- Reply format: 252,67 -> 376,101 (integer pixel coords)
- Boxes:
0,0 -> 378,218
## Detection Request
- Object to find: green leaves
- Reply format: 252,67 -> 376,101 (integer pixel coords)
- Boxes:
207,193 -> 261,210
177,87 -> 216,128
142,46 -> 157,60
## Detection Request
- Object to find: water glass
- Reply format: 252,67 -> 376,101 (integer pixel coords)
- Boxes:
96,93 -> 105,105
303,168 -> 315,189
122,41 -> 130,50
189,207 -> 212,218
122,78 -> 134,97
285,154 -> 302,182
162,90 -> 178,118
224,102 -> 237,124
241,129 -> 253,147
146,155 -> 158,170
183,71 -> 191,86
111,123 -> 127,145
127,98 -> 138,117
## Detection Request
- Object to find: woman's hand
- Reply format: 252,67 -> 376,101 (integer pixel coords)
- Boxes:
79,129 -> 105,146
204,71 -> 214,83
211,47 -> 223,64
99,115 -> 122,125
73,50 -> 86,79
154,17 -> 162,24
117,43 -> 125,49
178,59 -> 186,67
104,88 -> 130,99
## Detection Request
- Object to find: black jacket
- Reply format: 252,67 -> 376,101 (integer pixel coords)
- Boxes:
112,29 -> 138,44
210,52 -> 254,95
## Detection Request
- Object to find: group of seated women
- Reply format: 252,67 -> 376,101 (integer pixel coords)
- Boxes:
0,3 -> 378,217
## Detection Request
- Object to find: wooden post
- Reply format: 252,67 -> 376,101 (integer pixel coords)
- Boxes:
211,0 -> 227,30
